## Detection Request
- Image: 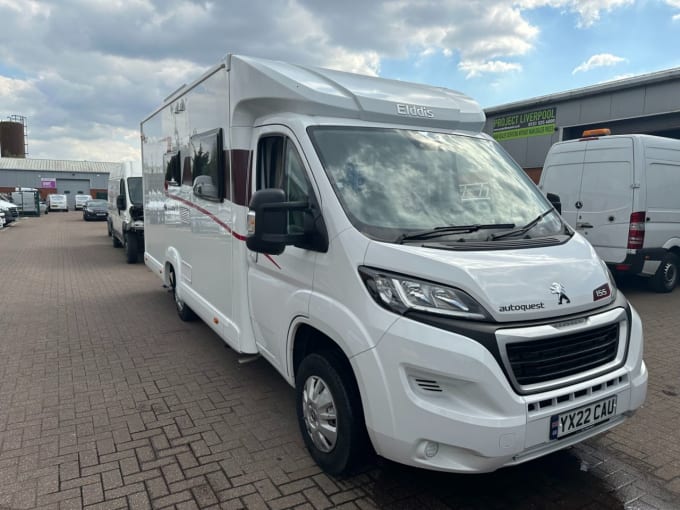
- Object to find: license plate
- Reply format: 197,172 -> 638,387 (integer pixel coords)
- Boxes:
550,396 -> 617,439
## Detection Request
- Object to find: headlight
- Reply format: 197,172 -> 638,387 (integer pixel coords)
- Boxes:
358,266 -> 491,320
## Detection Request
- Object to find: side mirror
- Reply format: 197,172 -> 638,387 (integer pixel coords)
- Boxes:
546,192 -> 562,215
246,189 -> 308,255
116,195 -> 126,211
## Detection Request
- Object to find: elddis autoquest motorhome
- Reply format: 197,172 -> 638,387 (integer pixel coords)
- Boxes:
141,55 -> 647,475
541,130 -> 680,293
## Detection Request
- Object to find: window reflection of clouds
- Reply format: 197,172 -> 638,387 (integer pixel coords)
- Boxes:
312,128 -> 551,238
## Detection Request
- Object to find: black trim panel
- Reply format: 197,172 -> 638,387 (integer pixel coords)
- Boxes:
404,292 -> 631,393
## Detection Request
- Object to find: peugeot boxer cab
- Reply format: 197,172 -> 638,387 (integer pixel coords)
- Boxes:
142,55 -> 647,475
108,162 -> 144,263
540,131 -> 680,292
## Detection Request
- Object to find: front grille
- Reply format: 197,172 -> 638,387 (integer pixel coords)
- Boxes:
506,323 -> 619,386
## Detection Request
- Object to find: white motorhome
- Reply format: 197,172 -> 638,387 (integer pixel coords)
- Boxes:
141,55 -> 647,475
541,130 -> 680,292
108,162 -> 144,263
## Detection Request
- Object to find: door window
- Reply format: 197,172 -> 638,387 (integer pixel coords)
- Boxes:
257,135 -> 309,234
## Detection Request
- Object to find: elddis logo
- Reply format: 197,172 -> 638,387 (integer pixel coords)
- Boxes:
396,103 -> 435,118
499,302 -> 545,312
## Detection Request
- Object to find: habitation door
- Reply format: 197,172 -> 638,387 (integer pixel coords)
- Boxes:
246,126 -> 319,373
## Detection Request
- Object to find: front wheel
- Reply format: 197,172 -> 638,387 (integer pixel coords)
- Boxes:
651,253 -> 679,293
295,352 -> 368,475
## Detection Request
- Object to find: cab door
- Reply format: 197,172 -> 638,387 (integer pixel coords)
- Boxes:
246,126 -> 319,373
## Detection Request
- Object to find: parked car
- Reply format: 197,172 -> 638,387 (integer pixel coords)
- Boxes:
0,199 -> 19,224
82,199 -> 108,221
0,211 -> 5,228
47,194 -> 68,212
75,194 -> 91,210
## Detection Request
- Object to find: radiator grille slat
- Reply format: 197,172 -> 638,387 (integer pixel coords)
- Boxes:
506,323 -> 619,386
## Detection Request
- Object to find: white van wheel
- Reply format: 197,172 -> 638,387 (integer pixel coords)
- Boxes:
651,253 -> 679,293
295,352 -> 367,475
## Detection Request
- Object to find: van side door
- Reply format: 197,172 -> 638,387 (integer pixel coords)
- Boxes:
247,127 -> 319,372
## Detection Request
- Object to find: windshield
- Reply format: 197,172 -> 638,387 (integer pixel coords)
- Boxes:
87,200 -> 107,207
128,177 -> 143,205
309,127 -> 563,242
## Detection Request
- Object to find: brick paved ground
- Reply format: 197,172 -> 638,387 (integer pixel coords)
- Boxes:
0,213 -> 679,509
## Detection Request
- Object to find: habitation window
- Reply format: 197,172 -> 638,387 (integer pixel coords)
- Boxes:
190,128 -> 224,201
164,151 -> 181,186
257,135 -> 309,233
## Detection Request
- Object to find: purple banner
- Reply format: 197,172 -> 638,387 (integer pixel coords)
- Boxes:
41,178 -> 56,189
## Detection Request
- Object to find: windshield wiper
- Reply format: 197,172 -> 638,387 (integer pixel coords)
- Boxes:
397,223 -> 515,244
491,209 -> 554,241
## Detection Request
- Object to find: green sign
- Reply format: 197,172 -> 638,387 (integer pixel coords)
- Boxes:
492,107 -> 556,141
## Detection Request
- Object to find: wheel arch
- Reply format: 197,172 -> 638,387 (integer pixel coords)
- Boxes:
163,247 -> 182,288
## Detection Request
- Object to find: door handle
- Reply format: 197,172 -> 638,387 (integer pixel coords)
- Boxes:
576,222 -> 593,229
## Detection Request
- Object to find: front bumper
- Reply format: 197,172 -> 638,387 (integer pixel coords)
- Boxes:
351,304 -> 647,473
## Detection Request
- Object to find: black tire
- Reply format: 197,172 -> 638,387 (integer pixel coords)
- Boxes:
112,231 -> 122,248
169,267 -> 197,321
107,220 -> 112,237
650,253 -> 679,293
295,352 -> 368,475
125,233 -> 139,264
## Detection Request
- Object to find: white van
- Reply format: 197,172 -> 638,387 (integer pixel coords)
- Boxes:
141,55 -> 647,475
108,162 -> 144,263
47,194 -> 68,212
540,130 -> 680,292
74,194 -> 91,210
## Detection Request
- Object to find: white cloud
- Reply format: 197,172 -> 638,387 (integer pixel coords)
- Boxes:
0,0 -> 637,161
459,60 -> 523,79
572,53 -> 627,74
667,0 -> 680,20
516,0 -> 634,27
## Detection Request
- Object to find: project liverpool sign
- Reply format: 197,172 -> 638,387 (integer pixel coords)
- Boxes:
492,107 -> 556,141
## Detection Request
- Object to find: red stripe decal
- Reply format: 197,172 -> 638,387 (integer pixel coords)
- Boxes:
162,191 -> 281,269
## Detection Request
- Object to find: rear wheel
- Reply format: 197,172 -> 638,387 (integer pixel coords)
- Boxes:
112,231 -> 122,248
125,233 -> 138,264
295,352 -> 368,475
169,266 -> 197,321
651,253 -> 679,293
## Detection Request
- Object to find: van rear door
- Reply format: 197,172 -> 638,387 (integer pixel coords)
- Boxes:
541,136 -> 635,264
540,142 -> 586,229
578,137 -> 635,264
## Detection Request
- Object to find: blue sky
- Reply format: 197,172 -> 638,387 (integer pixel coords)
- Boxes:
0,0 -> 679,162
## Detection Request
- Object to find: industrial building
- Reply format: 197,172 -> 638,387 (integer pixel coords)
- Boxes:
483,67 -> 680,182
0,158 -> 120,209
0,117 -> 120,209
